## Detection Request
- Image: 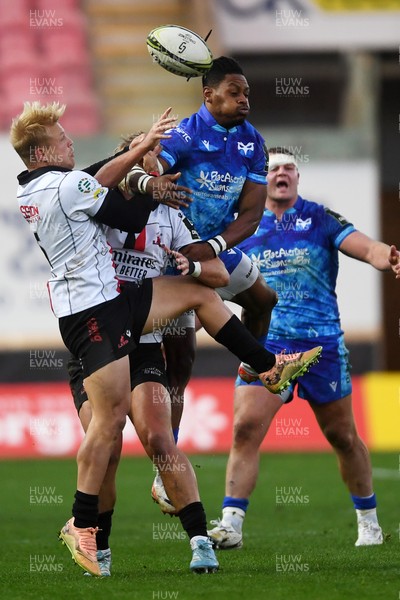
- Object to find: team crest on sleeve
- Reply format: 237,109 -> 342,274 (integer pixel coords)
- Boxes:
237,142 -> 254,157
93,187 -> 107,200
78,178 -> 96,194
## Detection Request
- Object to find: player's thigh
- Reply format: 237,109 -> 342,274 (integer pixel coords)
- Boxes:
83,355 -> 131,422
233,384 -> 282,444
309,394 -> 356,435
144,276 -> 214,332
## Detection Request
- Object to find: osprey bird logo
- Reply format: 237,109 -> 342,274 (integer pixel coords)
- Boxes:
237,142 -> 254,156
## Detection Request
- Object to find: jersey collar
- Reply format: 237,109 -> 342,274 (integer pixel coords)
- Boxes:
18,165 -> 72,185
198,103 -> 238,134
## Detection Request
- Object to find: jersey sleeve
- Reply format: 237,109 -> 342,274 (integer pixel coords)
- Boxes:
58,170 -> 109,218
246,131 -> 268,185
169,210 -> 201,251
323,207 -> 357,248
159,120 -> 192,169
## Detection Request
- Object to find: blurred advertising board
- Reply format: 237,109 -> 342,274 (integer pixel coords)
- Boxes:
215,0 -> 400,51
0,374 -> 398,458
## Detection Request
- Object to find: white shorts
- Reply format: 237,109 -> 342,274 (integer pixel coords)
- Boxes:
216,247 -> 259,301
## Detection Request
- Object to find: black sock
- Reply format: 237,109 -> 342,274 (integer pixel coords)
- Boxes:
72,490 -> 98,528
215,315 -> 275,372
178,501 -> 208,539
96,510 -> 114,550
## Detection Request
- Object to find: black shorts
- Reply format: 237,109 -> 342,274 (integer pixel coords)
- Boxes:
68,342 -> 168,414
59,279 -> 153,378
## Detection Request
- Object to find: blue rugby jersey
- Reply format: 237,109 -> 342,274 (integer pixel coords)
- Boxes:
238,196 -> 356,339
159,103 -> 267,240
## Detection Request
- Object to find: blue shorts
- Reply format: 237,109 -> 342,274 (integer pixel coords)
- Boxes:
235,335 -> 352,405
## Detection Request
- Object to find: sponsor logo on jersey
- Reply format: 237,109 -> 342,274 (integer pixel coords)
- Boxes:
251,247 -> 311,269
237,141 -> 254,157
174,127 -> 191,143
78,178 -> 96,194
195,170 -> 245,191
152,234 -> 162,246
20,204 -> 40,223
112,250 -> 157,270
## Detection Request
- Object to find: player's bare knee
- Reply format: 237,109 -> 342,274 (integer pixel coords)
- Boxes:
233,418 -> 260,446
323,425 -> 357,453
144,429 -> 175,457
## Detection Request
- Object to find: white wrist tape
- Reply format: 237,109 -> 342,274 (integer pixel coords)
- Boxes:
207,235 -> 227,256
138,174 -> 152,194
191,261 -> 202,278
156,158 -> 164,176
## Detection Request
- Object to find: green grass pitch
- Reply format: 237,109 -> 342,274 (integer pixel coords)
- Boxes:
1,452 -> 398,600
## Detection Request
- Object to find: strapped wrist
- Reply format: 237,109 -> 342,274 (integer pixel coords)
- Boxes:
206,235 -> 227,256
187,258 -> 202,278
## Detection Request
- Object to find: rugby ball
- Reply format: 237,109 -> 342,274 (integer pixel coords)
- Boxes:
147,25 -> 213,78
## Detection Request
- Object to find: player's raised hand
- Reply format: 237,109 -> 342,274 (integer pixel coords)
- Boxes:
388,244 -> 400,279
144,107 -> 177,149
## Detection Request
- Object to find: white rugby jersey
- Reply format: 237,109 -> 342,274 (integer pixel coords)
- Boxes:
106,204 -> 200,343
18,167 -> 118,317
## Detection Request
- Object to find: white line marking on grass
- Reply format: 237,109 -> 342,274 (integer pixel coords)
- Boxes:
372,468 -> 400,480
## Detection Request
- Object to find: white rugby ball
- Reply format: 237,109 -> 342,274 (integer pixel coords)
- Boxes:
147,25 -> 213,78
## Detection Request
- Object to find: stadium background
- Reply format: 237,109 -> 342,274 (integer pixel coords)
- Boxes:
0,0 -> 399,459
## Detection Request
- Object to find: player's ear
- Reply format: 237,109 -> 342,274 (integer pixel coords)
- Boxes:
203,86 -> 213,105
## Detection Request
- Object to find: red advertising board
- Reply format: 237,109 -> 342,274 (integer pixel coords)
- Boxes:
0,378 -> 368,458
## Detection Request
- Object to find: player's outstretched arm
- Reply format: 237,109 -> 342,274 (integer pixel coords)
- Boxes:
339,231 -> 400,272
183,180 -> 266,262
162,246 -> 229,288
94,108 -> 177,188
127,171 -> 193,209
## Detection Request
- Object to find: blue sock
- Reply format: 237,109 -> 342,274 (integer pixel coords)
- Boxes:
173,428 -> 179,444
222,496 -> 249,512
351,493 -> 377,510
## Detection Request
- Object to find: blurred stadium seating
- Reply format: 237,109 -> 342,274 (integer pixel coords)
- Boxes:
0,0 -> 100,133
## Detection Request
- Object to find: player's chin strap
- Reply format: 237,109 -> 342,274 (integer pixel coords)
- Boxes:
206,235 -> 227,257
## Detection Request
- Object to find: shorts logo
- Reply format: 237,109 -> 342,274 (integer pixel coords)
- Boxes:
329,381 -> 338,392
86,318 -> 102,342
118,329 -> 131,348
78,178 -> 96,194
